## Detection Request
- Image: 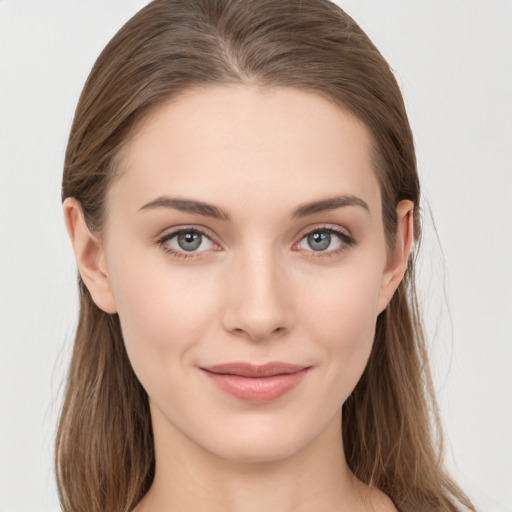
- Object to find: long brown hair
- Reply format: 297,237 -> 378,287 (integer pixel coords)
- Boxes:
57,1 -> 475,511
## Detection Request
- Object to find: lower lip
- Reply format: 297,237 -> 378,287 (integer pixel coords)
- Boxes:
201,368 -> 310,402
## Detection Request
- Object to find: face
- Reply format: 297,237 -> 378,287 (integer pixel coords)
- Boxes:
88,86 -> 406,462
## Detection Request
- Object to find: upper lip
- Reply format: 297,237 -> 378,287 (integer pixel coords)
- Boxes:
201,362 -> 310,377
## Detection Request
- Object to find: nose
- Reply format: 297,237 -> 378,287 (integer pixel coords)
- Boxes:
221,245 -> 293,342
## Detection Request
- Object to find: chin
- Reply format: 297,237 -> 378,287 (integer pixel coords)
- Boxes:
194,409 -> 337,465
207,434 -> 307,464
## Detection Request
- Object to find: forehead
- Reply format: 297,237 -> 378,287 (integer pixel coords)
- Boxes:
110,85 -> 381,219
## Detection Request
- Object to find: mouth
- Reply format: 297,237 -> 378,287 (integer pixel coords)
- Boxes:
199,362 -> 311,402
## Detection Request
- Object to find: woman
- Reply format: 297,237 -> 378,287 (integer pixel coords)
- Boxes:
56,0 -> 476,511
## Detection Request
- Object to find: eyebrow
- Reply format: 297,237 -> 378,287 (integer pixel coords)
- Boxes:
138,196 -> 230,221
291,194 -> 370,218
138,194 -> 370,220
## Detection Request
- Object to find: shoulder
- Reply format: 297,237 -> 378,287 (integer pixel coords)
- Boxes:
367,487 -> 399,512
351,478 -> 398,512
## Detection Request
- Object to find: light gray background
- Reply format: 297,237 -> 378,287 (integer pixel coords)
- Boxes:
1,1 -> 511,511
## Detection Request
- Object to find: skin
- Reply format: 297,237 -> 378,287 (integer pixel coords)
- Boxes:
64,85 -> 414,512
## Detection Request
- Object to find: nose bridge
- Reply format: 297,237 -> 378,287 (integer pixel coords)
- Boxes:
222,240 -> 291,342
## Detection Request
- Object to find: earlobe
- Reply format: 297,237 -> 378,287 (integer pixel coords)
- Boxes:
377,200 -> 415,314
63,198 -> 117,314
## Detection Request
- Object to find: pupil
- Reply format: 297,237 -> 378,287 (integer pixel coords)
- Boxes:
308,232 -> 331,251
178,232 -> 202,251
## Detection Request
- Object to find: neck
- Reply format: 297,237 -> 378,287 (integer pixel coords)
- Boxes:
135,407 -> 378,512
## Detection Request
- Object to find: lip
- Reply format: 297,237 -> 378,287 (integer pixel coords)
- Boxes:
200,362 -> 311,402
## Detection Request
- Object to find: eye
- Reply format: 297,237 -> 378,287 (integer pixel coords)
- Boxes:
158,228 -> 217,258
296,227 -> 355,255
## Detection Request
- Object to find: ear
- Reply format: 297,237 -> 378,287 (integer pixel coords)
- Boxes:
377,200 -> 415,314
63,197 -> 117,314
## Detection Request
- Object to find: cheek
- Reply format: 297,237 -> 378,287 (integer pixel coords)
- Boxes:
107,251 -> 219,382
297,254 -> 384,399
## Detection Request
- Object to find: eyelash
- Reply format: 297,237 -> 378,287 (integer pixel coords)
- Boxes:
156,225 -> 356,260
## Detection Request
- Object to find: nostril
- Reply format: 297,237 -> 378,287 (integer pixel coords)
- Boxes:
230,324 -> 288,343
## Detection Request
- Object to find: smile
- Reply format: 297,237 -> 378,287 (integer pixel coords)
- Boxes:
200,362 -> 311,402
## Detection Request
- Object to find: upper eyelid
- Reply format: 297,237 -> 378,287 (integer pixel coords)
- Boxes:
297,223 -> 351,237
296,226 -> 354,246
295,224 -> 355,247
158,225 -> 218,242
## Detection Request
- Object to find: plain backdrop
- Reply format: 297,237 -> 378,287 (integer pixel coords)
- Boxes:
1,1 -> 511,511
